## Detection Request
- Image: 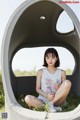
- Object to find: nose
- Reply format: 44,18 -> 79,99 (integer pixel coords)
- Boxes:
49,57 -> 53,62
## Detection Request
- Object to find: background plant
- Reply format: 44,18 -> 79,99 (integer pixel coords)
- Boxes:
0,71 -> 5,108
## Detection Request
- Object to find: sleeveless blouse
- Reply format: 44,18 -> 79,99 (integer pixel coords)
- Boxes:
38,68 -> 62,103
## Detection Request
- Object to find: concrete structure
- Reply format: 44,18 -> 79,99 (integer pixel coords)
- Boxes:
1,0 -> 80,120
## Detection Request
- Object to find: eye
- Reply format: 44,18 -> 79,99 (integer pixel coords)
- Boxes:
47,56 -> 49,59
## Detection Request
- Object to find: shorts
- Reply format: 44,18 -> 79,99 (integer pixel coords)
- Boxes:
37,95 -> 49,103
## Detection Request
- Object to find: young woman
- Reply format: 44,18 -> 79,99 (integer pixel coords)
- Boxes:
25,48 -> 71,112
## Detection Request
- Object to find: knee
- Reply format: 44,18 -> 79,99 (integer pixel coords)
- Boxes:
25,95 -> 31,104
63,80 -> 72,88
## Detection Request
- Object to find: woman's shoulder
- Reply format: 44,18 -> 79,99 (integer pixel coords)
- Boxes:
37,68 -> 45,75
38,67 -> 46,72
60,69 -> 66,77
37,68 -> 43,73
58,68 -> 66,74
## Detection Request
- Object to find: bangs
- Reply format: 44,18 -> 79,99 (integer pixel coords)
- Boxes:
45,53 -> 56,58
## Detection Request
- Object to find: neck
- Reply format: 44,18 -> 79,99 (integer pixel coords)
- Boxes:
47,66 -> 57,72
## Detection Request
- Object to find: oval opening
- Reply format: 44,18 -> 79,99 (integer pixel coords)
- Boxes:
12,46 -> 75,76
56,11 -> 74,33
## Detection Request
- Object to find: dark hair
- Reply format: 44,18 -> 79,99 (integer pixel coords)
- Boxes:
43,48 -> 60,67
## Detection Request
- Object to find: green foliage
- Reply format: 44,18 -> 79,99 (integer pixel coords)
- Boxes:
0,71 -> 5,108
17,95 -> 29,108
0,73 -> 4,95
65,68 -> 73,75
14,68 -> 73,76
0,95 -> 5,107
32,103 -> 49,112
0,106 -> 5,112
62,95 -> 80,112
14,69 -> 37,76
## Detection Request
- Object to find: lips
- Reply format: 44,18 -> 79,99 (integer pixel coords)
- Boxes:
49,62 -> 52,64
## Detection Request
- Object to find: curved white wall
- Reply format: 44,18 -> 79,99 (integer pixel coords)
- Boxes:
1,0 -> 80,120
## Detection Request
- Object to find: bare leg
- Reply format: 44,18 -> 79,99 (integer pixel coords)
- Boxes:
54,96 -> 67,106
52,80 -> 71,105
25,95 -> 44,108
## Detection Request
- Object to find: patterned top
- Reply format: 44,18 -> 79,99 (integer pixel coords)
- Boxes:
38,68 -> 62,103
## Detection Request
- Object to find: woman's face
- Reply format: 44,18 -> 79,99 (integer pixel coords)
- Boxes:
45,53 -> 58,67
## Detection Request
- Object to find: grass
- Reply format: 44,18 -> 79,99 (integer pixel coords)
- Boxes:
0,106 -> 5,112
17,94 -> 80,112
62,95 -> 80,112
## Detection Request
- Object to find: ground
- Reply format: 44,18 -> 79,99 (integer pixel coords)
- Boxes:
17,94 -> 80,112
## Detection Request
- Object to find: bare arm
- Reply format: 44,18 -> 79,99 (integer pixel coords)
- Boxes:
55,70 -> 66,90
36,69 -> 48,99
61,70 -> 66,83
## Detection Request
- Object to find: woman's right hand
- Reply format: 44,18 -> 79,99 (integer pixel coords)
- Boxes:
47,93 -> 55,101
